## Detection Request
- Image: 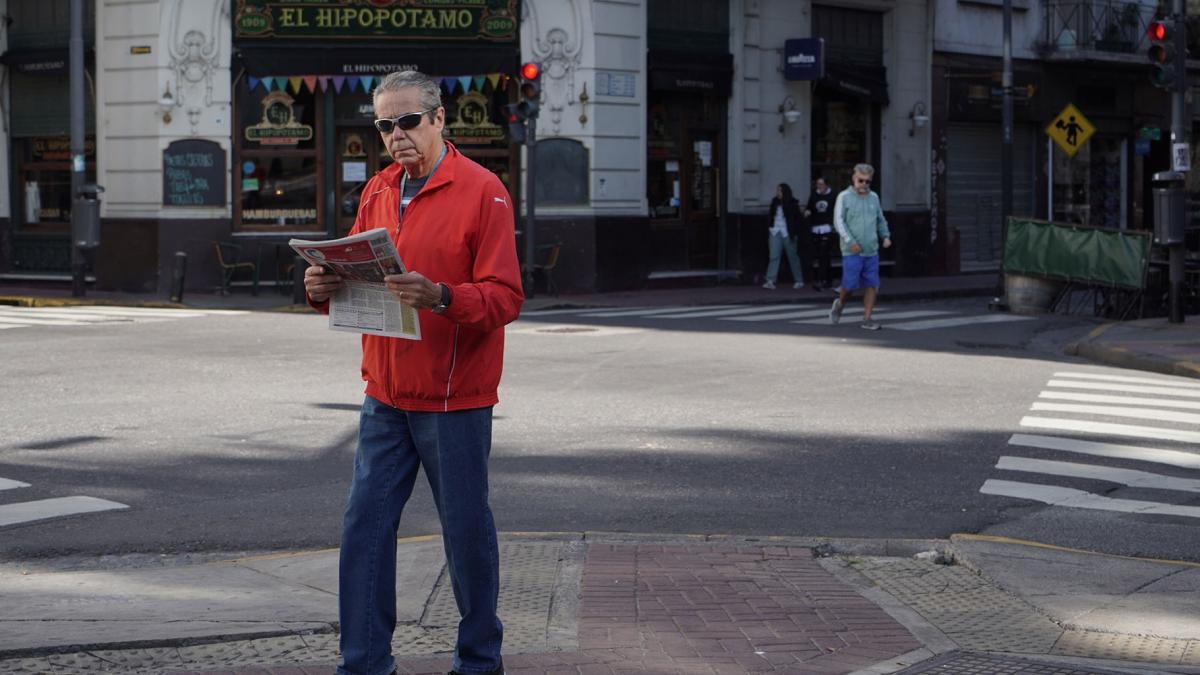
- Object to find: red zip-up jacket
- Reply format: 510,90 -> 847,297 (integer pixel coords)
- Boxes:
310,142 -> 524,412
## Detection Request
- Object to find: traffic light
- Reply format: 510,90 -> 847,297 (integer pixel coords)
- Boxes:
519,61 -> 541,120
504,102 -> 526,143
1147,18 -> 1181,91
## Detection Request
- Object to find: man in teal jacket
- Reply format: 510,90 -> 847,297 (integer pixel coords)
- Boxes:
830,163 -> 891,330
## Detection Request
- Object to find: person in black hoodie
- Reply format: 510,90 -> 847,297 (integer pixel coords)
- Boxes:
763,183 -> 806,289
804,176 -> 837,292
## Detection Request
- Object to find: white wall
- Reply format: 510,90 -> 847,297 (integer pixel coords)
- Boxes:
738,0 -> 812,214
97,0 -> 232,219
933,0 -> 1043,58
883,0 -> 933,209
521,0 -> 644,216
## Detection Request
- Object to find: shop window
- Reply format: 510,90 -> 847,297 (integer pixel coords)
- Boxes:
812,95 -> 869,191
235,80 -> 322,231
1051,135 -> 1126,229
15,137 -> 95,231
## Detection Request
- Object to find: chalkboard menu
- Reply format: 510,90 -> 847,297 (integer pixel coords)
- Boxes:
534,139 -> 588,206
163,139 -> 226,206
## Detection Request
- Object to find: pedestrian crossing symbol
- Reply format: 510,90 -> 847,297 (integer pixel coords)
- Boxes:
1046,103 -> 1095,157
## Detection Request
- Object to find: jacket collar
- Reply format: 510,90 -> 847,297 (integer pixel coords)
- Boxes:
380,141 -> 459,191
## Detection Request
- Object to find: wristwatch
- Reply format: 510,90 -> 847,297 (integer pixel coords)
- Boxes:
432,283 -> 451,314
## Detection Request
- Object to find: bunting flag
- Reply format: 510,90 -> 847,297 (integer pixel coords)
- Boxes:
246,73 -> 505,96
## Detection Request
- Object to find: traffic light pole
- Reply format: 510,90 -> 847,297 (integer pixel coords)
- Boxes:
1168,0 -> 1187,323
523,117 -> 537,298
70,0 -> 86,297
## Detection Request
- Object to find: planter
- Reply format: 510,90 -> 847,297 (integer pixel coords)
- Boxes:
1005,273 -> 1064,315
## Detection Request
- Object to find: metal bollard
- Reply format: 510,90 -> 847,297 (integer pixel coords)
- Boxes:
169,251 -> 187,303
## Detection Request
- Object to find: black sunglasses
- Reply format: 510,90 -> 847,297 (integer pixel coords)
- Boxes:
373,107 -> 437,133
855,177 -> 872,184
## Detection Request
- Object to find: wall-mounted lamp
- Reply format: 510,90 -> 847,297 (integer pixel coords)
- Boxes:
909,101 -> 929,136
158,83 -> 176,124
778,96 -> 801,134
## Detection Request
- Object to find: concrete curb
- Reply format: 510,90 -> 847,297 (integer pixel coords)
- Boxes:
1064,323 -> 1200,381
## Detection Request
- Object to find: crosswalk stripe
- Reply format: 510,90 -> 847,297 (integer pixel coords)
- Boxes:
792,310 -> 951,325
996,456 -> 1200,492
0,308 -> 207,321
0,477 -> 30,491
723,307 -> 860,322
0,496 -> 129,527
980,479 -> 1200,518
1046,379 -> 1200,399
51,306 -> 246,316
0,316 -> 116,326
1030,401 -> 1200,425
1020,416 -> 1200,444
887,314 -> 1035,331
1009,433 -> 1200,469
578,305 -> 744,318
520,306 -> 643,317
1053,371 -> 1200,389
1038,390 -> 1200,411
657,305 -> 821,319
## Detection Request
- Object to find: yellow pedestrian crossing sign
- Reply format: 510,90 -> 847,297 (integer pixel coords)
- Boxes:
1046,103 -> 1095,157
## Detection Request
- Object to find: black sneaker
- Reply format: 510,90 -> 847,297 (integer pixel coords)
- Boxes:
447,667 -> 504,675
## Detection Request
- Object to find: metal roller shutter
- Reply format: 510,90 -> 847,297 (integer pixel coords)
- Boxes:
946,124 -> 1037,271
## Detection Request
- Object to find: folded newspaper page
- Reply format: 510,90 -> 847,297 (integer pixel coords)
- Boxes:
289,229 -> 421,340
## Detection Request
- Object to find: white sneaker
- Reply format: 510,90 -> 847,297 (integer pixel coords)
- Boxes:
793,281 -> 804,289
762,280 -> 776,290
829,298 -> 844,325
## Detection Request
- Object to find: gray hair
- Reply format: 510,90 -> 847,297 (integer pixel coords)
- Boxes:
373,70 -> 442,114
853,163 -> 875,177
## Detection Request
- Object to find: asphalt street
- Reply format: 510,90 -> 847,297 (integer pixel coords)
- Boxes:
1,296 -> 1197,566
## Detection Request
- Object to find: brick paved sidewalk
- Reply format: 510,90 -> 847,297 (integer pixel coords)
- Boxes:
167,543 -> 921,675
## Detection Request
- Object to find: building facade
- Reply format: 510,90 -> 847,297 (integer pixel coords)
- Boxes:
0,0 -> 936,294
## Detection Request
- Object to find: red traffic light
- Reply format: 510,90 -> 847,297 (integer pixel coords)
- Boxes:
521,62 -> 540,80
1148,20 -> 1169,41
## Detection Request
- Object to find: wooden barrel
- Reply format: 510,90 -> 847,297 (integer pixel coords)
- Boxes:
1005,273 -> 1062,315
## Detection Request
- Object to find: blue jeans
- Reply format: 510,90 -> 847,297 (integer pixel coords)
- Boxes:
338,396 -> 503,675
766,232 -> 803,284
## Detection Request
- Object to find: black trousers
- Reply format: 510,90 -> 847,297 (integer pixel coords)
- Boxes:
811,232 -> 837,287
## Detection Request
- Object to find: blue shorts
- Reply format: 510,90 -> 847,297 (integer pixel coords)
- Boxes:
841,254 -> 881,291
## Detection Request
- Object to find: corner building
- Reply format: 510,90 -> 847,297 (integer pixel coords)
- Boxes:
0,0 -> 935,294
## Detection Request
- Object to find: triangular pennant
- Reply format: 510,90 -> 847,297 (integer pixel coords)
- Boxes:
361,75 -> 375,92
318,76 -> 330,92
248,76 -> 261,92
347,76 -> 361,93
486,73 -> 501,91
302,76 -> 317,93
439,77 -> 454,94
472,75 -> 486,92
457,76 -> 472,94
274,77 -> 289,92
332,76 -> 346,92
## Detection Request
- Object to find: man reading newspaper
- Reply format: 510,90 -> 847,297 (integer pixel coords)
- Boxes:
303,70 -> 523,675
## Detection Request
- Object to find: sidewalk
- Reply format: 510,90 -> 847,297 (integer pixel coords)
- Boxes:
1,533 -> 1197,674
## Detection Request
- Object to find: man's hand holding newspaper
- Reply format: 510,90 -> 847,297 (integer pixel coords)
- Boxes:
292,229 -> 423,340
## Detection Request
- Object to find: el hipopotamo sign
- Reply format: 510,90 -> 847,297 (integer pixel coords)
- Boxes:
233,0 -> 518,40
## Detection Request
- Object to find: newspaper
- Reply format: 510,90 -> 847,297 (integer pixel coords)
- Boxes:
289,228 -> 421,340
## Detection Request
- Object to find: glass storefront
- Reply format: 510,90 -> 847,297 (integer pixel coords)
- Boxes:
811,94 -> 870,191
1051,134 -> 1126,229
